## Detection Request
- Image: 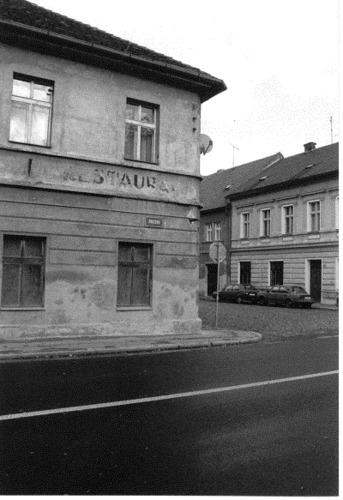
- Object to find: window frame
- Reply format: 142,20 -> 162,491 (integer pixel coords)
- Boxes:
260,208 -> 271,237
214,222 -> 222,241
307,200 -> 321,233
241,212 -> 250,239
205,223 -> 213,242
1,234 -> 46,309
117,241 -> 153,309
124,99 -> 159,164
282,204 -> 294,235
9,73 -> 54,147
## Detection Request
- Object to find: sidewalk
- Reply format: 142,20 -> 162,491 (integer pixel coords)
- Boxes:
0,329 -> 262,360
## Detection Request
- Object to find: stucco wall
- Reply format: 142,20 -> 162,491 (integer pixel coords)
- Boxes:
0,44 -> 202,177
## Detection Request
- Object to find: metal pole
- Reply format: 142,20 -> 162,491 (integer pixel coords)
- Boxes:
215,243 -> 220,329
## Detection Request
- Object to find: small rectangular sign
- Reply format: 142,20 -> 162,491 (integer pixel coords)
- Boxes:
146,217 -> 164,228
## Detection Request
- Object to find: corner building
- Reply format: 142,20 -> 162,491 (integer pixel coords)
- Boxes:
0,0 -> 226,340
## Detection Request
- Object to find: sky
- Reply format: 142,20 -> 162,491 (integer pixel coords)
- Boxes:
32,0 -> 340,176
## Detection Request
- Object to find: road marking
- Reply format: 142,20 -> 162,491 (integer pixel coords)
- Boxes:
318,335 -> 339,338
0,370 -> 338,422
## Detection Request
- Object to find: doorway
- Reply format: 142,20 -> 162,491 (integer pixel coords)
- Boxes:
207,264 -> 218,296
309,260 -> 322,302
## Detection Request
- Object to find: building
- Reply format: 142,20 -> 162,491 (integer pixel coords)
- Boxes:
229,142 -> 339,305
199,152 -> 283,296
0,0 -> 226,340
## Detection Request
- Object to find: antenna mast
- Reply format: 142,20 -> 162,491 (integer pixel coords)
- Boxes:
330,116 -> 333,144
229,143 -> 239,167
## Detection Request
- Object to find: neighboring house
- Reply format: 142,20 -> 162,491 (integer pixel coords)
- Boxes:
229,142 -> 339,305
0,0 -> 226,341
199,152 -> 283,296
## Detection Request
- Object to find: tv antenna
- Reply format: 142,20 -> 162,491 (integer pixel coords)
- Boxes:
330,116 -> 333,144
229,142 -> 239,167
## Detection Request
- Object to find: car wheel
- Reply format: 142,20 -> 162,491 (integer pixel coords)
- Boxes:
258,296 -> 266,306
285,299 -> 293,308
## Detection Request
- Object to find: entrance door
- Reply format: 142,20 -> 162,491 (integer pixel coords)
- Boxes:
207,264 -> 218,296
310,260 -> 322,302
240,262 -> 251,284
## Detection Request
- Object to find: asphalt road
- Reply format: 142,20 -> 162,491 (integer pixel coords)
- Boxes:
0,336 -> 338,495
200,299 -> 339,341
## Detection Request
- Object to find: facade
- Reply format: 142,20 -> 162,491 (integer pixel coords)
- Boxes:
0,0 -> 226,340
229,142 -> 339,305
199,153 -> 283,296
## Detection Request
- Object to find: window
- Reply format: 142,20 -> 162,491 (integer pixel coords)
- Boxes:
214,222 -> 222,241
117,242 -> 152,307
1,235 -> 45,308
205,224 -> 213,242
9,74 -> 53,146
283,205 -> 294,234
270,261 -> 283,285
125,100 -> 158,163
240,261 -> 251,284
261,209 -> 271,237
336,196 -> 339,229
308,201 -> 321,232
241,212 -> 250,238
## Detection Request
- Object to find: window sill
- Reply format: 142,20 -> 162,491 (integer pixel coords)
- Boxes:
8,140 -> 51,149
124,157 -> 159,166
117,306 -> 152,311
1,307 -> 45,311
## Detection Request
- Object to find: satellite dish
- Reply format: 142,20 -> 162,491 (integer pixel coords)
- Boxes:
200,134 -> 213,155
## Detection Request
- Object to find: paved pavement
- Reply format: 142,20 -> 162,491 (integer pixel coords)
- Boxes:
0,328 -> 262,360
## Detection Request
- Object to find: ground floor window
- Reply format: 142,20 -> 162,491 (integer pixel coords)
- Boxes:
1,235 -> 46,307
240,261 -> 251,284
117,242 -> 152,307
270,261 -> 283,285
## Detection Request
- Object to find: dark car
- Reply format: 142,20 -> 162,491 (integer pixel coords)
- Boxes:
257,285 -> 315,308
212,284 -> 260,304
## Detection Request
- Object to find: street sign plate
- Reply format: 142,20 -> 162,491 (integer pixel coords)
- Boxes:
209,242 -> 226,263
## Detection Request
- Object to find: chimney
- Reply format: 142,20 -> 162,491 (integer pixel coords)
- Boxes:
304,142 -> 317,152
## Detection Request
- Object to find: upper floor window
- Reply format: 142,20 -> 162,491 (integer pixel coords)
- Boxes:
214,222 -> 222,241
241,212 -> 250,239
9,74 -> 53,147
205,223 -> 213,242
308,201 -> 321,232
1,235 -> 46,308
261,209 -> 271,237
336,196 -> 339,229
125,100 -> 158,163
283,205 -> 294,234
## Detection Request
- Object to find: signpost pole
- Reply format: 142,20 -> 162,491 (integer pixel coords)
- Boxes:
215,243 -> 220,329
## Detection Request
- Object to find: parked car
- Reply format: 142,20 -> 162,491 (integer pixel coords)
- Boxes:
212,284 -> 260,304
257,285 -> 315,308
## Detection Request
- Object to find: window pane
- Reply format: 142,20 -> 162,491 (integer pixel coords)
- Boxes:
1,264 -> 21,306
22,264 -> 43,306
133,245 -> 150,262
33,83 -> 52,102
12,79 -> 30,98
31,106 -> 50,146
126,103 -> 139,121
141,106 -> 154,124
117,266 -> 132,306
131,268 -> 150,305
140,127 -> 153,162
24,238 -> 44,258
9,102 -> 28,142
3,236 -> 22,257
118,244 -> 132,262
125,124 -> 138,159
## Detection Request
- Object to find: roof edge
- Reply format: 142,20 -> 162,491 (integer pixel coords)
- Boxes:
0,18 -> 227,102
